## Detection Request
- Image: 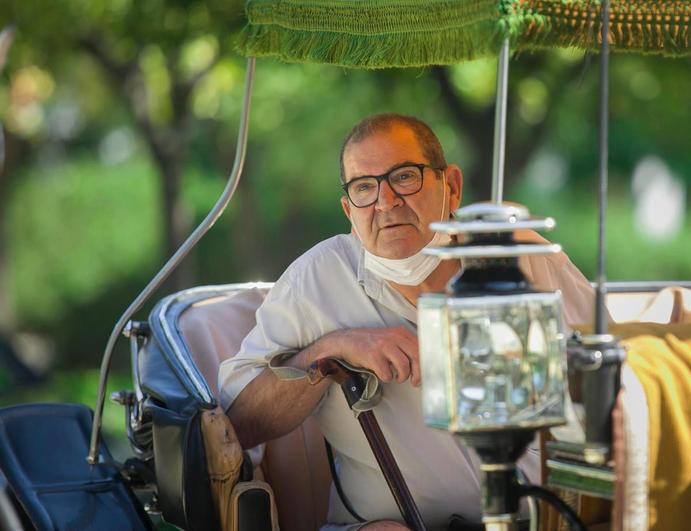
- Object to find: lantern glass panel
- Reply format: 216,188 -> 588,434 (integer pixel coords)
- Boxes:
419,295 -> 453,428
419,292 -> 567,433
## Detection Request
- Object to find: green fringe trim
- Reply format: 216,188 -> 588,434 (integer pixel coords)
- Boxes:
515,0 -> 691,58
238,23 -> 506,68
236,0 -> 690,68
236,0 -> 513,68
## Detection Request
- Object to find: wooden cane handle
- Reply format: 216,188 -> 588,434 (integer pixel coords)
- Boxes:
307,358 -> 352,385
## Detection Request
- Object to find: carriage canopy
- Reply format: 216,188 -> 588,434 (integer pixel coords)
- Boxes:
238,0 -> 690,68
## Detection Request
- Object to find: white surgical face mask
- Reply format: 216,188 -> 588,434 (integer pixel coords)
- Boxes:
363,231 -> 451,285
356,176 -> 451,286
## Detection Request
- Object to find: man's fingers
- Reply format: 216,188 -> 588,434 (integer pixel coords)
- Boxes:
334,326 -> 420,385
393,328 -> 420,386
387,348 -> 411,383
379,328 -> 418,385
394,327 -> 419,359
397,345 -> 420,387
370,356 -> 394,383
409,356 -> 421,387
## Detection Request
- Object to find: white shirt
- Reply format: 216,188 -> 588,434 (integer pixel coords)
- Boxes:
219,233 -> 595,529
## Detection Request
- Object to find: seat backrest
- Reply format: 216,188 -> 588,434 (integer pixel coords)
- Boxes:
606,287 -> 691,324
178,287 -> 269,399
177,286 -> 331,531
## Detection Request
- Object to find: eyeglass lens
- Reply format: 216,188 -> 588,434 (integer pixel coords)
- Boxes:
348,165 -> 423,207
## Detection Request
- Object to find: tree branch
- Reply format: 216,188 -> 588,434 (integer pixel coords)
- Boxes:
431,59 -> 586,201
170,54 -> 220,143
78,33 -> 192,277
431,65 -> 495,199
78,35 -> 177,167
78,35 -> 137,86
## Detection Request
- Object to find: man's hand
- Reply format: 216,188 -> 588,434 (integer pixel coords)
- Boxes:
314,326 -> 420,387
229,326 -> 419,448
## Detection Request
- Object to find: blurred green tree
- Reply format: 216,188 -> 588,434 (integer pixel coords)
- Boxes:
0,0 -> 688,372
1,0 -> 246,290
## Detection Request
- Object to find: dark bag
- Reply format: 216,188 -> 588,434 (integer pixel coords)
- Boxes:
0,403 -> 151,531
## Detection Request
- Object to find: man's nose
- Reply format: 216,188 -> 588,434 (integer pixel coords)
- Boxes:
375,180 -> 403,211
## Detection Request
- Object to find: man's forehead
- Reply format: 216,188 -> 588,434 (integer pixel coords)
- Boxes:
343,125 -> 425,180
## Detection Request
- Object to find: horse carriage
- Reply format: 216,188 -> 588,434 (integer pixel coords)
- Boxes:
0,1 -> 689,530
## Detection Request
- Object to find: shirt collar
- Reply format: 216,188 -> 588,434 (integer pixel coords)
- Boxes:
353,233 -> 418,324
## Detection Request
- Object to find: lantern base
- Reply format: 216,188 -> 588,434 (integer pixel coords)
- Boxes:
457,428 -> 536,523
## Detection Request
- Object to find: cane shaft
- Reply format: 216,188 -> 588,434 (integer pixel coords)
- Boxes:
356,409 -> 427,531
310,358 -> 427,530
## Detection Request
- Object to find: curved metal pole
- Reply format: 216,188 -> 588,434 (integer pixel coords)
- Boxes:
595,0 -> 610,334
87,57 -> 257,464
491,38 -> 510,204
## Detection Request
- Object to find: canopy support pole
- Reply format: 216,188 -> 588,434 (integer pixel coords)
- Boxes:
491,38 -> 510,204
595,0 -> 610,334
87,57 -> 257,465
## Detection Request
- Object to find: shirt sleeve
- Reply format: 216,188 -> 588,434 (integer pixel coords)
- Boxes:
217,268 -> 320,411
519,251 -> 596,328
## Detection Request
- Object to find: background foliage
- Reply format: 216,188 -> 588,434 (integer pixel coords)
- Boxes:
0,2 -> 689,442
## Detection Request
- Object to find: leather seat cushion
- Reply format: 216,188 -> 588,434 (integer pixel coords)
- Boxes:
177,287 -> 331,530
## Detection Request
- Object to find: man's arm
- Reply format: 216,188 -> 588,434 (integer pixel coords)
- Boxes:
227,326 -> 419,448
227,343 -> 330,449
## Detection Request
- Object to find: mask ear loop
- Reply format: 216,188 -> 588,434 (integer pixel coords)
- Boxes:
432,171 -> 461,249
438,172 -> 448,222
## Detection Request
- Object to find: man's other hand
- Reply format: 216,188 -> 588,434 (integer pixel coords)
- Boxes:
316,327 -> 420,386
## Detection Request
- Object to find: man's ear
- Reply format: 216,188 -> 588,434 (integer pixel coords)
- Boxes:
445,164 -> 463,214
340,196 -> 361,238
340,195 -> 352,222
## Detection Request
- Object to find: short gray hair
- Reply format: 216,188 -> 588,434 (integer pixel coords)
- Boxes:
339,113 -> 447,183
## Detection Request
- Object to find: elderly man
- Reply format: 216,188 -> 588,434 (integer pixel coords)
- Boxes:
219,114 -> 594,530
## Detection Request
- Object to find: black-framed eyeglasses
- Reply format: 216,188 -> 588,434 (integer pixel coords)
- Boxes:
342,163 -> 445,208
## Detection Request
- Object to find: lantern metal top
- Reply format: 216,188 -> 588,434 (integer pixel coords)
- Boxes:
425,202 -> 561,259
431,203 -> 556,235
424,243 -> 562,260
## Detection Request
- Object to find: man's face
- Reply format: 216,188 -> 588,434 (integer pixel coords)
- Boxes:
341,124 -> 462,259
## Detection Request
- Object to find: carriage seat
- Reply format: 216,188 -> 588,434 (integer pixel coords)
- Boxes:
165,284 -> 330,531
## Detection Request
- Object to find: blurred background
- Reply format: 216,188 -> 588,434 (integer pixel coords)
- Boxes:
0,2 -> 689,443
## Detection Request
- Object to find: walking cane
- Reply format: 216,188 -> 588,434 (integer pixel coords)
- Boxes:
309,358 -> 427,531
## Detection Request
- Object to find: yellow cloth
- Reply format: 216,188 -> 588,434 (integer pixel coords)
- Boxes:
623,333 -> 691,531
611,322 -> 691,341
